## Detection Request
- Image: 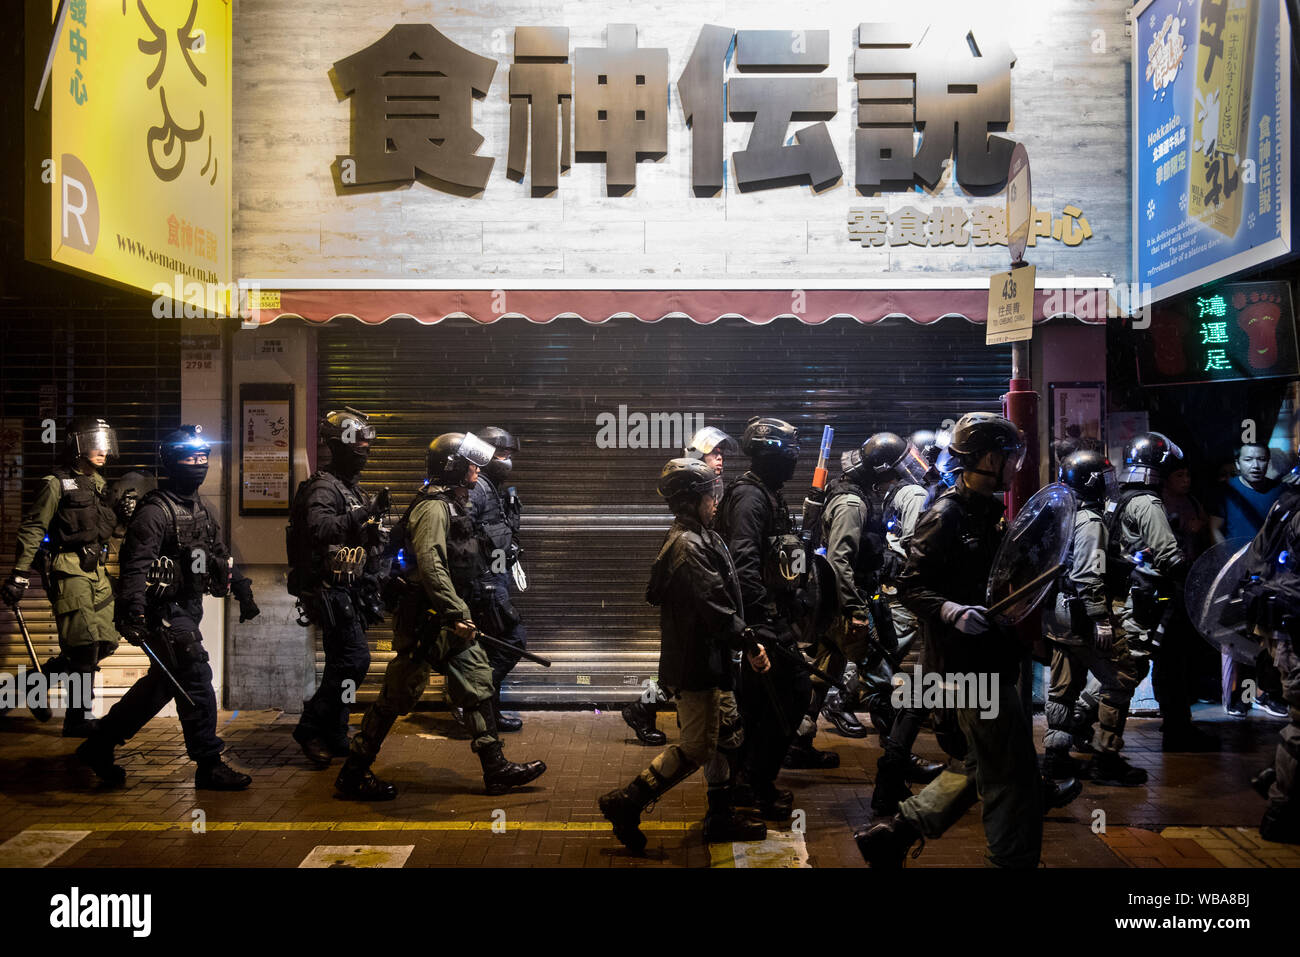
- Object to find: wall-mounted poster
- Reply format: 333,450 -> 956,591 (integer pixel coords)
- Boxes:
1131,0 -> 1292,305
240,384 -> 293,515
1049,382 -> 1105,478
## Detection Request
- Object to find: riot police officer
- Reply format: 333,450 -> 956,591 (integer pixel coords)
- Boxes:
468,426 -> 527,733
600,458 -> 769,852
856,412 -> 1046,868
622,426 -> 737,747
2,418 -> 123,735
286,408 -> 387,768
1236,456 -> 1300,843
1043,451 -> 1148,786
76,426 -> 259,790
1088,432 -> 1215,753
335,433 -> 546,800
715,416 -> 810,819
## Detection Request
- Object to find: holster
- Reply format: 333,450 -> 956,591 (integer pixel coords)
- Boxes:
1130,579 -> 1168,631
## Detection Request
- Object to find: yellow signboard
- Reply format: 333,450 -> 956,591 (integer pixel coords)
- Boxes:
986,264 -> 1036,345
27,0 -> 232,314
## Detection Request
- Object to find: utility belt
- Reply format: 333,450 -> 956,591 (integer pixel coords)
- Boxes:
35,543 -> 107,583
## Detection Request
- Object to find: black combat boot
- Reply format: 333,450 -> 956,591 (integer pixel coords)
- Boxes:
493,693 -> 522,733
1041,746 -> 1083,780
292,725 -> 334,769
783,732 -> 840,769
854,813 -> 922,867
703,788 -> 767,843
821,688 -> 869,738
1260,807 -> 1300,845
1087,751 -> 1148,787
479,742 -> 547,795
195,758 -> 252,791
866,695 -> 898,743
755,784 -> 794,822
906,753 -> 945,784
621,700 -> 666,746
599,776 -> 655,854
1251,767 -> 1277,799
1042,775 -> 1083,811
871,751 -> 913,816
335,757 -> 398,801
75,735 -> 126,788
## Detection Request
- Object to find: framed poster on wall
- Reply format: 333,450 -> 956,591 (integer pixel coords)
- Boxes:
1049,382 -> 1106,478
239,384 -> 293,516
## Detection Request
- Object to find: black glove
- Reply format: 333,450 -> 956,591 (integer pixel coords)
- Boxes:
1,573 -> 29,607
116,612 -> 149,646
232,578 -> 260,623
370,487 -> 391,521
115,489 -> 140,526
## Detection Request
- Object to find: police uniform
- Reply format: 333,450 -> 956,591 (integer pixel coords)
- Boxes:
1044,503 -> 1145,773
716,469 -> 811,811
11,467 -> 120,733
289,467 -> 379,756
468,474 -> 527,695
348,483 -> 500,766
895,483 -> 1044,868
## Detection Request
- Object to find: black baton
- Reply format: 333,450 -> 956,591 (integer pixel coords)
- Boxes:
10,605 -> 52,722
138,640 -> 197,708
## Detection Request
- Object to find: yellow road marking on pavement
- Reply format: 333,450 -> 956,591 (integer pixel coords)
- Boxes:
37,820 -> 693,833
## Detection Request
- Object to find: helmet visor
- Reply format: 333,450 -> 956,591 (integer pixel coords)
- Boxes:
74,426 -> 118,458
459,432 -> 495,468
686,426 -> 737,458
894,443 -> 931,487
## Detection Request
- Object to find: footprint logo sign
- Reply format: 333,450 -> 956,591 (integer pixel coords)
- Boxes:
1235,290 -> 1284,370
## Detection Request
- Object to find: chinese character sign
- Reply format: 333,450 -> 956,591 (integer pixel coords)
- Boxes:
1135,281 -> 1298,386
1133,0 -> 1292,304
35,0 -> 231,309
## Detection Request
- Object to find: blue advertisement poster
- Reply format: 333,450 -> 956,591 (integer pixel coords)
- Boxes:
1132,0 -> 1292,304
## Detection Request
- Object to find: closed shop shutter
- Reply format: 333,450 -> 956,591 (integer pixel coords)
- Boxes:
316,315 -> 1011,704
0,311 -> 181,709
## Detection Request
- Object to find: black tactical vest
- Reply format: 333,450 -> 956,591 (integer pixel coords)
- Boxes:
286,470 -> 371,594
719,471 -> 807,594
47,468 -> 116,553
473,476 -> 514,555
397,487 -> 490,601
142,488 -> 228,601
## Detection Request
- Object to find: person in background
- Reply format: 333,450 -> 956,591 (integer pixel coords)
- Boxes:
1211,444 -> 1287,718
1163,464 -> 1218,704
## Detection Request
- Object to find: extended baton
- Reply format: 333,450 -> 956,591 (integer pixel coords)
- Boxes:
471,627 -> 552,668
10,605 -> 52,722
138,640 -> 197,708
986,563 -> 1066,620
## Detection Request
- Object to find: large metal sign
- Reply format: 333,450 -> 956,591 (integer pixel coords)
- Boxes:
334,20 -> 1019,198
25,0 -> 233,313
1132,0 -> 1292,304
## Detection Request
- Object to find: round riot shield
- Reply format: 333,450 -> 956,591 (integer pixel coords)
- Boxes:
986,483 -> 1077,624
1184,537 -> 1258,665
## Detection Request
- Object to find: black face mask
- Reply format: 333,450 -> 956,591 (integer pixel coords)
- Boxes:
329,442 -> 370,477
753,454 -> 797,488
168,463 -> 209,495
484,456 -> 512,485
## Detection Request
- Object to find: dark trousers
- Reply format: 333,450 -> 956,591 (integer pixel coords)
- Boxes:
476,586 -> 527,691
736,640 -> 809,791
99,626 -> 222,763
297,590 -> 370,745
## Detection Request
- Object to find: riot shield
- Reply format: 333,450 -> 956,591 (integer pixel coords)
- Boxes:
986,482 -> 1077,625
1184,537 -> 1258,665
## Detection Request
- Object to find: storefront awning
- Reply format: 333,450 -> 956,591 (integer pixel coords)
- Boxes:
242,279 -> 1115,326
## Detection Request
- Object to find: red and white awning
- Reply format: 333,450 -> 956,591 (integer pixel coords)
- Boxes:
240,279 -> 1114,327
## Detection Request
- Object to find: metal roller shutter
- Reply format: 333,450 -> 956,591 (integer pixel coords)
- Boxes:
0,311 -> 181,711
316,315 -> 1012,705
